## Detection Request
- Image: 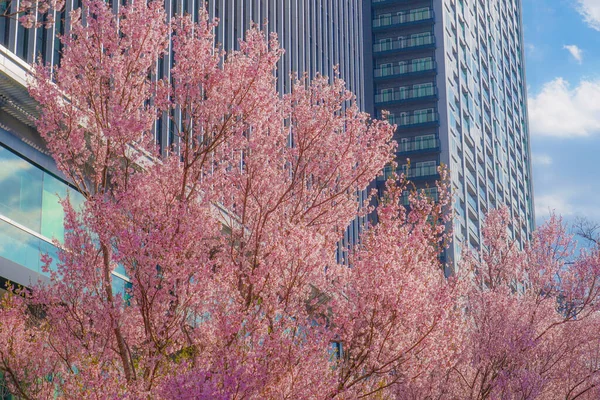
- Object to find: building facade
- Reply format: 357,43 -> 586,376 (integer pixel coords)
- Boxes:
366,0 -> 535,267
0,0 -> 537,289
0,0 -> 366,290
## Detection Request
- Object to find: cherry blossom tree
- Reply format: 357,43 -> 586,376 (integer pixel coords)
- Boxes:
449,209 -> 600,400
4,1 -> 600,399
0,1 -> 448,398
329,173 -> 464,398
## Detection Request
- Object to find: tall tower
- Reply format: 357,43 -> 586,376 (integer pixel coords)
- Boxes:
0,0 -> 366,289
366,0 -> 535,268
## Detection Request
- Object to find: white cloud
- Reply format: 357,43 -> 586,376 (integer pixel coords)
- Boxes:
535,194 -> 574,218
563,44 -> 583,63
528,78 -> 600,138
532,154 -> 553,166
576,0 -> 600,30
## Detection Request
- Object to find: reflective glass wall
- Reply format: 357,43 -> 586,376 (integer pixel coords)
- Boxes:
0,144 -> 137,295
0,144 -> 84,276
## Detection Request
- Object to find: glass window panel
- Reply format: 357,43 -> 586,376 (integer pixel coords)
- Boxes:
398,86 -> 408,99
114,263 -> 128,276
41,174 -> 68,241
0,1 -> 9,47
40,240 -> 60,274
379,63 -> 392,76
0,146 -> 43,232
0,145 -> 85,243
112,274 -> 132,304
399,112 -> 409,125
400,138 -> 409,152
398,60 -> 408,74
415,134 -> 436,150
0,219 -> 58,275
0,219 -> 42,273
41,174 -> 84,242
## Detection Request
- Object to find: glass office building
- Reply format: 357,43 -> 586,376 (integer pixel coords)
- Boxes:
366,0 -> 535,268
0,0 -> 537,285
0,0 -> 366,288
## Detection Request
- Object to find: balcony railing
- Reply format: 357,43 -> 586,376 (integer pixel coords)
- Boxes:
373,34 -> 434,53
379,164 -> 439,182
373,9 -> 433,28
375,86 -> 436,104
406,164 -> 439,179
374,60 -> 435,78
401,189 -> 439,205
398,136 -> 440,154
388,112 -> 439,127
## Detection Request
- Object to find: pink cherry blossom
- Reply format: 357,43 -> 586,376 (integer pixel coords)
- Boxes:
3,1 -> 600,399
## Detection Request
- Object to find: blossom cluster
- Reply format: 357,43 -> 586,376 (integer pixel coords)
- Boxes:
1,2 -> 600,398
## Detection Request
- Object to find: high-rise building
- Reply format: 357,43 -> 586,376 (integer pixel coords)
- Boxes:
365,0 -> 535,268
0,0 -> 537,290
0,0 -> 366,290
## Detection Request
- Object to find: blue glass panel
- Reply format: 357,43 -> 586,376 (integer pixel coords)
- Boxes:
0,219 -> 58,276
40,240 -> 60,274
0,145 -> 86,246
0,219 -> 42,273
114,263 -> 127,276
0,146 -> 43,232
41,173 -> 85,243
41,173 -> 68,241
111,274 -> 132,304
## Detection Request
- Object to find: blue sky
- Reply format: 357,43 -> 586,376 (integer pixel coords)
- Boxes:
522,0 -> 600,226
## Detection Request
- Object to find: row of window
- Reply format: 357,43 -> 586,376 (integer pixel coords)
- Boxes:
380,160 -> 439,181
375,82 -> 435,103
373,7 -> 432,28
374,32 -> 434,52
401,187 -> 438,205
374,57 -> 434,78
398,134 -> 438,153
388,108 -> 438,126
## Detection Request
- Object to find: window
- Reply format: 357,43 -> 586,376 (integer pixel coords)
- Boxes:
383,164 -> 394,180
413,7 -> 431,21
400,138 -> 409,152
0,147 -> 44,232
399,112 -> 410,125
377,13 -> 392,27
411,32 -> 431,46
423,187 -> 438,201
412,57 -> 433,71
398,86 -> 409,100
401,163 -> 410,176
0,145 -> 85,275
379,62 -> 393,76
380,88 -> 394,102
0,146 -> 85,241
398,60 -> 408,74
415,134 -> 436,150
415,161 -> 437,177
414,108 -> 435,123
413,82 -> 434,97
376,37 -> 393,51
